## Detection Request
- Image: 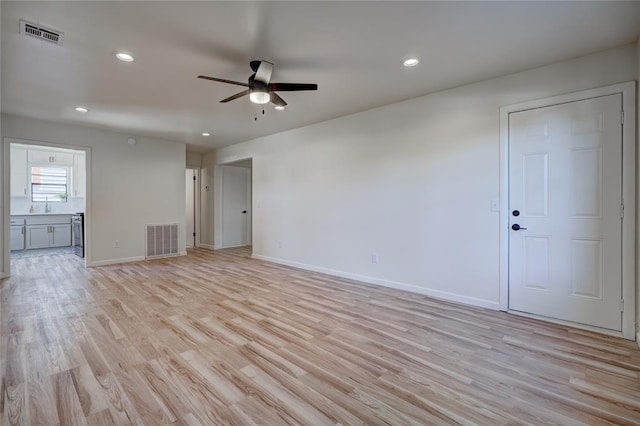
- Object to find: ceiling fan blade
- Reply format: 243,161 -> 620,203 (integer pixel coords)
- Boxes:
249,60 -> 261,72
254,61 -> 274,85
198,75 -> 249,87
220,90 -> 250,103
270,83 -> 318,91
270,92 -> 287,107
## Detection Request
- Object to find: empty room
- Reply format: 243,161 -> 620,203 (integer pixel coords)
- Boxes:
2,1 -> 640,424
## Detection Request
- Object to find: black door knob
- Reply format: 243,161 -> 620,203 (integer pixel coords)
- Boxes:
512,210 -> 520,216
512,224 -> 527,231
242,210 -> 247,214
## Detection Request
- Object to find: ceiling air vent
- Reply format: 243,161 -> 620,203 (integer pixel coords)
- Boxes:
19,20 -> 64,46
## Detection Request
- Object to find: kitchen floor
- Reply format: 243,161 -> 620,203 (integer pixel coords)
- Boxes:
11,246 -> 75,258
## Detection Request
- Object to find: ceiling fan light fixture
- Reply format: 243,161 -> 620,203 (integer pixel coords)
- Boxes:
249,89 -> 270,104
274,105 -> 285,111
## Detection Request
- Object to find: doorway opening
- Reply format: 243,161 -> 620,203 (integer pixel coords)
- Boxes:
4,138 -> 88,274
218,159 -> 252,249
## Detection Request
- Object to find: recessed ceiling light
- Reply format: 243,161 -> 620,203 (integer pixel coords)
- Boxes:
75,107 -> 89,113
201,132 -> 211,137
274,105 -> 285,111
115,52 -> 134,62
403,58 -> 420,67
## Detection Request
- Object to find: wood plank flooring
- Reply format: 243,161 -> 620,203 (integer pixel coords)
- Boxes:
2,247 -> 640,425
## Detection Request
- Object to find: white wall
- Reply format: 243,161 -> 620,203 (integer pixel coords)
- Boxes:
1,114 -> 186,271
186,151 -> 202,168
215,43 -> 637,309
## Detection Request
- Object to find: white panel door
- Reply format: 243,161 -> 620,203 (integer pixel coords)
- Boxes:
185,169 -> 195,248
508,94 -> 622,331
221,166 -> 250,248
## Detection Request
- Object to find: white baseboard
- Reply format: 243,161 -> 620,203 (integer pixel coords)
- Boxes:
0,272 -> 8,279
220,244 -> 250,249
637,331 -> 640,348
87,256 -> 146,267
199,244 -> 216,250
251,254 -> 499,311
179,251 -> 187,256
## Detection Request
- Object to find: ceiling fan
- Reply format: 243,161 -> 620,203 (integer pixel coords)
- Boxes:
198,60 -> 317,108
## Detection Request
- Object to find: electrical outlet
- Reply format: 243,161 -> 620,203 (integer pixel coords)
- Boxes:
114,240 -> 119,248
371,253 -> 379,264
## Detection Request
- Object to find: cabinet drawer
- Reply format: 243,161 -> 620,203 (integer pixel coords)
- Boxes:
25,215 -> 71,225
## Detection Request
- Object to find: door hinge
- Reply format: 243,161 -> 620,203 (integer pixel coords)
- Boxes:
620,299 -> 624,312
193,176 -> 196,181
621,111 -> 624,125
192,232 -> 196,237
620,203 -> 624,219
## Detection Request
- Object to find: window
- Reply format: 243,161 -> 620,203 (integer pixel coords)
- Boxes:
31,166 -> 68,202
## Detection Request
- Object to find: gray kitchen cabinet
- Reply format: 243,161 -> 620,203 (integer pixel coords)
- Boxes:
26,224 -> 71,249
26,225 -> 51,249
10,225 -> 25,251
51,224 -> 72,247
20,215 -> 73,250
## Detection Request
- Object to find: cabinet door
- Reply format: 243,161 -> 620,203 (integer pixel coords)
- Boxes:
27,150 -> 74,166
10,227 -> 25,251
28,150 -> 53,164
51,224 -> 72,247
72,154 -> 86,198
52,152 -> 73,165
26,225 -> 51,249
10,147 -> 28,197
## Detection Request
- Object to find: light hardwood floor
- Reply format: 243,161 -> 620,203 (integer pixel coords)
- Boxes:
2,247 -> 640,425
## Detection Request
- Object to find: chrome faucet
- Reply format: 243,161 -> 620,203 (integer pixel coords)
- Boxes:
45,197 -> 51,213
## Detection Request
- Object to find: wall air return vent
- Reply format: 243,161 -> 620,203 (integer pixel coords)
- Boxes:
145,224 -> 179,259
20,20 -> 64,46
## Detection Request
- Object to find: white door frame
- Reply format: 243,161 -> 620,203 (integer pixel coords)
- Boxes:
499,81 -> 636,340
186,167 -> 201,248
2,137 -> 92,277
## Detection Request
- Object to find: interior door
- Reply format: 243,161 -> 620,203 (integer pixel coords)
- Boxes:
508,94 -> 622,331
185,169 -> 195,248
221,165 -> 250,248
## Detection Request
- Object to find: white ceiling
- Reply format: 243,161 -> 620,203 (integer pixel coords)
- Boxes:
2,2 -> 639,152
